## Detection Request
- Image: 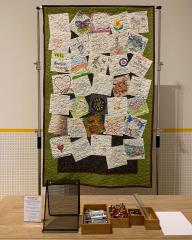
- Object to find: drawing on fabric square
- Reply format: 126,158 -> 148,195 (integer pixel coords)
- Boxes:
71,75 -> 92,96
127,96 -> 149,116
123,138 -> 145,160
70,96 -> 89,118
49,94 -> 71,115
91,73 -> 113,96
70,11 -> 90,35
107,97 -> 128,116
67,118 -> 87,138
70,35 -> 90,56
91,134 -> 112,156
109,54 -> 130,76
128,53 -> 152,77
72,137 -> 92,162
88,54 -> 109,74
126,31 -> 148,54
89,12 -> 111,33
106,146 -> 128,169
127,11 -> 149,33
48,115 -> 68,135
48,33 -> 71,53
124,114 -> 147,138
83,114 -> 105,137
89,32 -> 112,54
48,13 -> 70,35
52,74 -> 73,94
110,12 -> 129,33
110,29 -> 129,55
104,115 -> 125,136
113,74 -> 131,97
51,52 -> 71,74
89,94 -> 108,115
71,55 -> 88,76
128,76 -> 152,99
50,136 -> 72,159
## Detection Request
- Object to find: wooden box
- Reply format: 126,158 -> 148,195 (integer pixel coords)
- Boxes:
141,207 -> 161,230
128,209 -> 144,226
109,205 -> 129,228
81,204 -> 112,234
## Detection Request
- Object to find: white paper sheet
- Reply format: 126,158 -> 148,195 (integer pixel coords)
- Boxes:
89,32 -> 112,54
109,54 -> 130,77
48,33 -> 71,53
155,212 -> 192,236
50,136 -> 72,158
127,11 -> 149,33
24,196 -> 41,222
52,74 -> 73,94
48,13 -> 70,35
51,52 -> 71,74
89,12 -> 111,33
70,35 -> 90,56
88,54 -> 109,75
72,75 -> 92,96
67,118 -> 87,138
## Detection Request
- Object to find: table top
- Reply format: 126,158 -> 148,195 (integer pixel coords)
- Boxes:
0,195 -> 192,239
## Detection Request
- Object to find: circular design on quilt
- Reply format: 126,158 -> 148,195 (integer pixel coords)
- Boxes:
119,58 -> 128,67
91,97 -> 105,112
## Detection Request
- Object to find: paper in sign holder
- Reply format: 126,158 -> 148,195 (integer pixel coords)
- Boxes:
24,196 -> 41,223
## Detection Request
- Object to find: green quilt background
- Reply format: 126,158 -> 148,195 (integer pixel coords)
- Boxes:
43,5 -> 155,187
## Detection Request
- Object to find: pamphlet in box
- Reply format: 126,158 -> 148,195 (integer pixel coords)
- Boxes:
81,204 -> 112,234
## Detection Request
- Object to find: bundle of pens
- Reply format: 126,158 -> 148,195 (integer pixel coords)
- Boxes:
109,203 -> 128,218
84,209 -> 108,224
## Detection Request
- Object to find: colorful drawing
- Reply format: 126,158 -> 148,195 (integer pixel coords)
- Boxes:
89,94 -> 107,115
124,138 -> 145,160
107,97 -> 128,115
83,114 -> 105,137
113,74 -> 131,97
70,11 -> 90,35
109,54 -> 130,76
50,136 -> 72,159
127,96 -> 149,116
70,96 -> 89,118
104,115 -> 125,136
124,114 -> 147,138
52,74 -> 73,94
106,146 -> 128,169
89,12 -> 111,33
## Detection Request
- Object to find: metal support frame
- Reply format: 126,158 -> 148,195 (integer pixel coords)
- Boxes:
34,6 -> 42,195
156,6 -> 163,195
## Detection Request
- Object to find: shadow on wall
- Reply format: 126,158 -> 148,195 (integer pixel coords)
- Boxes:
80,84 -> 184,195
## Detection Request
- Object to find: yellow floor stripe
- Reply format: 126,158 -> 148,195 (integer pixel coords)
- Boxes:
0,128 -> 192,133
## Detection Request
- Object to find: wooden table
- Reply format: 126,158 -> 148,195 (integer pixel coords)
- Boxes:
0,195 -> 192,239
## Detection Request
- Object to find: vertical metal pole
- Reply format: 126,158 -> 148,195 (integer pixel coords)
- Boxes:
34,6 -> 42,196
156,6 -> 163,195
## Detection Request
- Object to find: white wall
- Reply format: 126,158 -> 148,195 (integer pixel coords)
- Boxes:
0,0 -> 192,196
0,0 -> 192,128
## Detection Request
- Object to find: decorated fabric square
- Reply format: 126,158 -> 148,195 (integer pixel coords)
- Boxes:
91,134 -> 112,156
88,54 -> 109,75
128,76 -> 152,99
106,146 -> 128,169
89,94 -> 107,115
124,114 -> 147,138
91,73 -> 113,96
48,33 -> 71,53
128,53 -> 152,77
113,74 -> 131,97
51,52 -> 71,73
127,96 -> 149,116
67,118 -> 87,138
124,138 -> 145,160
71,55 -> 88,76
89,32 -> 112,54
107,97 -> 128,115
70,96 -> 89,118
71,137 -> 92,162
71,75 -> 92,96
48,13 -> 70,35
49,94 -> 71,115
52,74 -> 73,94
127,11 -> 149,33
126,31 -> 148,54
50,136 -> 71,159
48,115 -> 68,135
70,35 -> 90,56
70,11 -> 90,36
110,30 -> 129,55
104,115 -> 125,136
89,12 -> 111,33
110,12 -> 129,33
83,114 -> 105,137
109,54 -> 130,76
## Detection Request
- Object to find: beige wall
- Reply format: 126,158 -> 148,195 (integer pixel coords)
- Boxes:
0,0 -> 192,196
